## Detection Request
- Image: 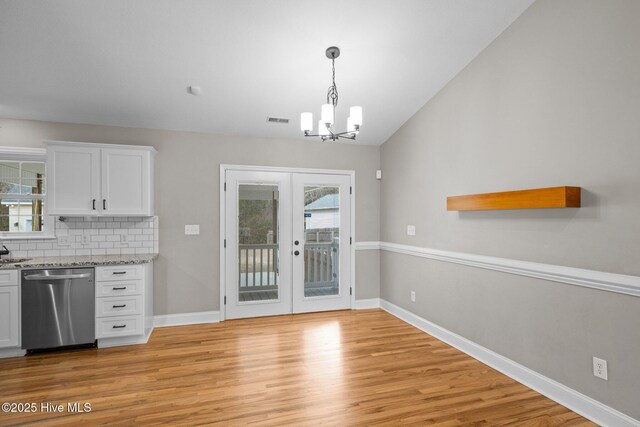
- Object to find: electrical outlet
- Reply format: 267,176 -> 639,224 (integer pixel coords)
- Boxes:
407,225 -> 416,236
410,290 -> 416,302
120,234 -> 128,243
593,357 -> 608,380
81,234 -> 90,244
57,235 -> 69,246
185,224 -> 200,235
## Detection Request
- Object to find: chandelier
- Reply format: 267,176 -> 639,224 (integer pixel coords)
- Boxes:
301,46 -> 362,141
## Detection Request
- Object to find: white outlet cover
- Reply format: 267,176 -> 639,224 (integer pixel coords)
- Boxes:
57,235 -> 69,245
407,225 -> 416,236
593,356 -> 608,380
185,224 -> 200,235
410,290 -> 416,302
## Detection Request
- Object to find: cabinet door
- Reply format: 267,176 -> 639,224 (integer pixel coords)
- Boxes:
101,148 -> 152,216
47,145 -> 101,215
0,286 -> 19,348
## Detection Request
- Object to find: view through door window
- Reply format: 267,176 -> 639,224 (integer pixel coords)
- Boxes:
238,185 -> 279,302
304,186 -> 340,297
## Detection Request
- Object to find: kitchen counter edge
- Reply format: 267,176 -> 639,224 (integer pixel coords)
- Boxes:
0,253 -> 158,269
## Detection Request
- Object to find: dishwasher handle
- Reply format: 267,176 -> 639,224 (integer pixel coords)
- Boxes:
23,273 -> 92,281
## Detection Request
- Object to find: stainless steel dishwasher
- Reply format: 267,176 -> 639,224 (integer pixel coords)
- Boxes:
21,268 -> 95,352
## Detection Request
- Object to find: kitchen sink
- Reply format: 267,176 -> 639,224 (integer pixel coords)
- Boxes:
0,258 -> 32,264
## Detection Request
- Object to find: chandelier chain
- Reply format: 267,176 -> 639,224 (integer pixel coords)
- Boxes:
327,57 -> 339,107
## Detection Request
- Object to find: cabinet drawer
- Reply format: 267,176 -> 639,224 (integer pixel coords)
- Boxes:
96,265 -> 143,281
96,295 -> 143,318
96,280 -> 142,297
0,270 -> 18,287
96,315 -> 143,338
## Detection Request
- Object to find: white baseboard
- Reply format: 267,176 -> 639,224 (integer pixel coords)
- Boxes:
354,298 -> 381,309
154,310 -> 220,327
379,299 -> 638,427
0,347 -> 26,358
97,327 -> 153,349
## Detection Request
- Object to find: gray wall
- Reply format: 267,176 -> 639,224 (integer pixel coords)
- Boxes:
380,0 -> 640,419
0,118 -> 381,313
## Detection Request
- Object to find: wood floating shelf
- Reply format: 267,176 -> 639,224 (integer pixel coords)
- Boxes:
447,186 -> 581,211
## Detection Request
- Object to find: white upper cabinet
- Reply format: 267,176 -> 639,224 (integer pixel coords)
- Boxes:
101,148 -> 152,216
46,141 -> 155,216
47,145 -> 101,216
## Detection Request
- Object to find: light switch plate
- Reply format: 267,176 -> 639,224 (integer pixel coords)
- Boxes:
185,224 -> 200,235
407,225 -> 416,236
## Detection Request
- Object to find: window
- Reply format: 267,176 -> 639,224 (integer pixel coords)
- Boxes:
0,148 -> 54,239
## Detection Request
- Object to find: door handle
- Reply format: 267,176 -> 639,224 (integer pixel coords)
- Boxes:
294,250 -> 300,256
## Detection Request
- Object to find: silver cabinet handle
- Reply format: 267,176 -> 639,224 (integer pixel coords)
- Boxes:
24,273 -> 91,281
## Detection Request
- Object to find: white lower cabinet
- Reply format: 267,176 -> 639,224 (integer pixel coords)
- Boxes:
0,285 -> 19,348
95,263 -> 153,347
96,316 -> 144,338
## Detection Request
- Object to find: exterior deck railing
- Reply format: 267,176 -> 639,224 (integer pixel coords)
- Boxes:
238,240 -> 339,291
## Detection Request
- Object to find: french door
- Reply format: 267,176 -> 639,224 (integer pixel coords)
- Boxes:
223,169 -> 351,320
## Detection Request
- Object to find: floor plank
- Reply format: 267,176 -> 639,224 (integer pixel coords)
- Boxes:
0,309 -> 594,426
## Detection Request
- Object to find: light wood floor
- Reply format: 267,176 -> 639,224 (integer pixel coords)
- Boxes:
0,309 -> 593,426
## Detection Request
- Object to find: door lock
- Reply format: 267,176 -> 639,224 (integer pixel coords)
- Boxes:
294,240 -> 299,245
294,250 -> 300,256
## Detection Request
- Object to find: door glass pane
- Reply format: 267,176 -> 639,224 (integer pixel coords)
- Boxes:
238,185 -> 279,302
303,186 -> 339,297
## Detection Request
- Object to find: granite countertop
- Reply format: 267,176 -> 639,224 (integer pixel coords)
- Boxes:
0,253 -> 158,269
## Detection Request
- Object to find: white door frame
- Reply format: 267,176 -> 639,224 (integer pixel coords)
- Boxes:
219,164 -> 356,321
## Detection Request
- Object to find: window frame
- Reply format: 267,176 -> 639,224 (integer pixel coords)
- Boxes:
0,147 -> 55,240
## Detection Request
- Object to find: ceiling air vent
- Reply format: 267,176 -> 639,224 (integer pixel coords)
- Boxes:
267,117 -> 290,124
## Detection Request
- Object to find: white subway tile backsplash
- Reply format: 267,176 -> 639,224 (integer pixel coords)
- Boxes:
5,216 -> 158,258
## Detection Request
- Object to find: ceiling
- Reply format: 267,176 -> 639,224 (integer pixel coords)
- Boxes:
0,0 -> 534,146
